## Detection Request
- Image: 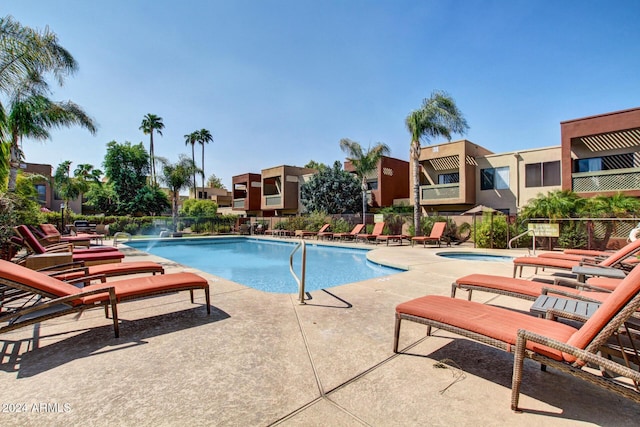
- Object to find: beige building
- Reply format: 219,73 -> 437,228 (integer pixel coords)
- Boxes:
476,146 -> 561,214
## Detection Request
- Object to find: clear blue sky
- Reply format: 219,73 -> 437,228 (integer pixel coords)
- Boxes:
8,1 -> 640,189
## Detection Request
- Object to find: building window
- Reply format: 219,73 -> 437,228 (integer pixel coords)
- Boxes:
438,172 -> 459,184
366,180 -> 378,190
574,153 -> 634,173
35,184 -> 46,204
525,161 -> 560,187
481,167 -> 509,190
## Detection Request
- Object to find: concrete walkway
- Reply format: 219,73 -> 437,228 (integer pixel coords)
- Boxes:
1,239 -> 638,426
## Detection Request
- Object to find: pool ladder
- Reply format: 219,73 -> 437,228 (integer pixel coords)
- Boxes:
289,240 -> 307,304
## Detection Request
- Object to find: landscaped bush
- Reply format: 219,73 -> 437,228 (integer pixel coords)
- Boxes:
471,213 -> 518,249
558,222 -> 588,249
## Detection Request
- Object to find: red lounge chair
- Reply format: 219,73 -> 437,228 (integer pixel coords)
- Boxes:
37,260 -> 165,283
451,273 -> 612,303
394,265 -> 640,411
332,224 -> 364,241
33,224 -> 92,247
0,259 -> 210,338
355,222 -> 385,243
295,224 -> 330,239
512,238 -> 640,278
411,222 -> 447,247
15,225 -> 124,265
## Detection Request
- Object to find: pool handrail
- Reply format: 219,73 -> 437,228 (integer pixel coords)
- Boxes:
289,239 -> 307,304
508,229 -> 536,255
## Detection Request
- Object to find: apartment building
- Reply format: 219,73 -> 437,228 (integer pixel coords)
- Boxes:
344,156 -> 410,209
561,107 -> 640,198
412,139 -> 562,215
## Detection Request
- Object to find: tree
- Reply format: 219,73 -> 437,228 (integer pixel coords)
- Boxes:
520,190 -> 584,221
5,92 -> 97,192
1,16 -> 96,191
196,128 -> 213,189
139,113 -> 164,186
103,140 -> 150,215
84,181 -> 118,215
300,160 -> 361,214
54,160 -> 85,223
304,160 -> 329,172
184,131 -> 198,196
406,90 -> 468,235
158,155 -> 202,231
206,173 -> 226,189
73,163 -> 102,184
339,138 -> 390,221
182,199 -> 218,217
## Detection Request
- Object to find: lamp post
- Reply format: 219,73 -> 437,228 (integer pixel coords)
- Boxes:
60,203 -> 66,231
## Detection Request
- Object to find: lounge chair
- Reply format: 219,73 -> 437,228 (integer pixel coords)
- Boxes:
411,222 -> 448,247
512,238 -> 640,278
36,260 -> 165,284
332,224 -> 364,241
295,224 -> 330,239
317,225 -> 334,240
34,224 -> 92,247
355,222 -> 386,243
451,273 -> 612,303
394,265 -> 640,411
15,225 -> 124,265
0,259 -> 210,338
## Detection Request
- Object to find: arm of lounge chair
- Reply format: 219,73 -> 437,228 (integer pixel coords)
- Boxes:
540,287 -> 604,304
45,266 -> 91,279
37,261 -> 85,272
42,243 -> 74,253
544,307 -> 591,323
65,273 -> 108,286
0,286 -> 116,323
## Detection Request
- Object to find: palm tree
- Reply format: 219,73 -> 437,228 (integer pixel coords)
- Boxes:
184,131 -> 198,196
139,113 -> 164,186
406,90 -> 468,235
54,160 -> 85,225
196,128 -> 213,189
339,138 -> 390,222
6,94 -> 97,191
0,15 -> 77,104
157,155 -> 202,232
1,16 -> 95,191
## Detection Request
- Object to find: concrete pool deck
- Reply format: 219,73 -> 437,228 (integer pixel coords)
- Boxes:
1,238 -> 638,426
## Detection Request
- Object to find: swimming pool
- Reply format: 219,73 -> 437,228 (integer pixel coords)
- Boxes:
126,238 -> 402,293
436,252 -> 514,262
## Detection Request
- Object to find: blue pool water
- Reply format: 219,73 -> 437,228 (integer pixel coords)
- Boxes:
126,238 -> 401,293
437,252 -> 514,262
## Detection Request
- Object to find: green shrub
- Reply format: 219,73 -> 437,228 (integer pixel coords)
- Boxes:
558,223 -> 588,249
471,214 -> 517,249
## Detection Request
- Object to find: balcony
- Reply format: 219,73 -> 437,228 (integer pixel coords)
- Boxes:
264,195 -> 282,206
572,167 -> 640,193
419,183 -> 460,202
233,198 -> 245,209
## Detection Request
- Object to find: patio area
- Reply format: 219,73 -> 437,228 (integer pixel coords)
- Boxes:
1,240 -> 638,426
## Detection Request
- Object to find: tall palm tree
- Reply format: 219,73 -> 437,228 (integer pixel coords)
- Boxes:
339,138 -> 390,222
406,90 -> 468,235
196,128 -> 213,189
6,94 -> 96,191
157,155 -> 202,232
184,131 -> 198,196
139,113 -> 164,186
